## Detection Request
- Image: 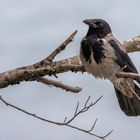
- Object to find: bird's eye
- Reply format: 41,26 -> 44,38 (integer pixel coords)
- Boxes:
95,21 -> 104,27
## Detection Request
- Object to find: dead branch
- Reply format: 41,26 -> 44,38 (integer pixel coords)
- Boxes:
47,30 -> 78,61
116,71 -> 140,80
36,77 -> 82,93
123,36 -> 140,52
0,30 -> 139,90
0,29 -> 139,139
0,95 -> 112,140
0,30 -> 83,90
34,30 -> 79,68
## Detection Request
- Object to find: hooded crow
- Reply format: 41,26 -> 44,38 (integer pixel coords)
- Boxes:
80,19 -> 140,116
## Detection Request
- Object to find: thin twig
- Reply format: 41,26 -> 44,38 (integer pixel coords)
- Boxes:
66,124 -> 113,140
0,95 -> 111,140
65,96 -> 103,124
0,96 -> 63,125
74,101 -> 79,115
36,77 -> 82,93
88,118 -> 98,132
63,117 -> 67,124
90,96 -> 104,106
101,130 -> 114,139
84,96 -> 91,107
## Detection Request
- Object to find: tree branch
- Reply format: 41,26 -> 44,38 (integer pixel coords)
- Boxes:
36,77 -> 82,93
123,36 -> 140,52
0,30 -> 139,139
47,30 -> 78,61
0,95 -> 112,140
116,71 -> 140,80
0,32 -> 139,89
0,31 -> 83,90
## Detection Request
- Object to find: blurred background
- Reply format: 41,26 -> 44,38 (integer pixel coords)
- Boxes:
0,0 -> 140,140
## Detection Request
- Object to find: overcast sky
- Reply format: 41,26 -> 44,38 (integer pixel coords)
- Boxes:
0,0 -> 140,140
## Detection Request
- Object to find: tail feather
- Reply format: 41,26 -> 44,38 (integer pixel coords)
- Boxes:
115,83 -> 140,116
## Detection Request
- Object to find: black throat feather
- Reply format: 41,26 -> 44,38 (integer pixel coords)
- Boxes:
81,36 -> 106,64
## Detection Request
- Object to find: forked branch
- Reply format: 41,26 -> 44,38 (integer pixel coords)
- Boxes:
0,29 -> 140,140
0,30 -> 140,91
0,95 -> 112,140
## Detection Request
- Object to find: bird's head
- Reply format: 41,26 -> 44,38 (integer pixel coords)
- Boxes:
83,19 -> 112,38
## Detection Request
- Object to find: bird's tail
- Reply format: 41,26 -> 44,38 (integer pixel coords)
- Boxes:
114,82 -> 140,116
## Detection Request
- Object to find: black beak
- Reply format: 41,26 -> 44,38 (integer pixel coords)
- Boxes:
83,19 -> 97,28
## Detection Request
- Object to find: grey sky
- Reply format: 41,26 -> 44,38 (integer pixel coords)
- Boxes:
0,0 -> 140,140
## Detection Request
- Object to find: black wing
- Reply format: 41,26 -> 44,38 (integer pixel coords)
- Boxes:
109,39 -> 140,116
109,39 -> 138,73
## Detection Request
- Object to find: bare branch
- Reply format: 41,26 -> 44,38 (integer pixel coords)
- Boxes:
74,101 -> 79,116
90,96 -> 104,106
47,30 -> 78,61
0,28 -> 139,140
84,96 -> 91,107
0,95 -> 63,125
123,36 -> 140,53
0,31 -> 140,89
66,124 -> 113,140
101,130 -> 114,139
0,95 -> 111,140
63,117 -> 67,124
88,118 -> 98,132
36,77 -> 82,93
0,58 -> 84,89
65,96 -> 103,124
116,71 -> 140,80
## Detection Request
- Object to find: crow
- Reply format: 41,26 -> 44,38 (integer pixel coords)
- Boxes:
80,19 -> 140,116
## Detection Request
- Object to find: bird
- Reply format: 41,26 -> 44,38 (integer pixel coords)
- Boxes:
80,19 -> 140,116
